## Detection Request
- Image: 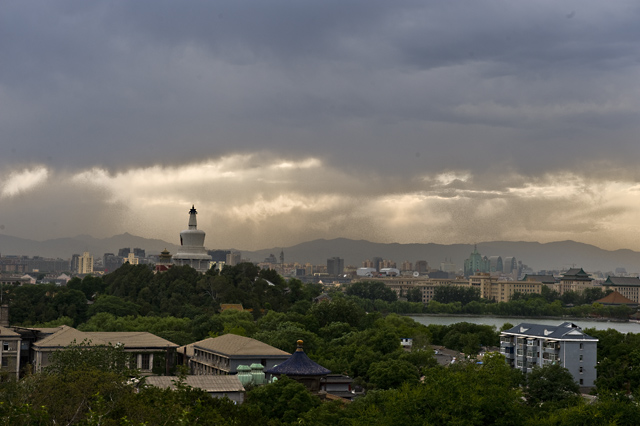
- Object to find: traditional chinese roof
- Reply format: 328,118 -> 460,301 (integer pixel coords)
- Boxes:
521,274 -> 557,284
604,276 -> 640,286
596,291 -> 637,306
501,322 -> 598,341
265,340 -> 331,376
562,268 -> 592,281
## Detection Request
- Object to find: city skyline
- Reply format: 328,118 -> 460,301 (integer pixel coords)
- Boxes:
2,2 -> 640,251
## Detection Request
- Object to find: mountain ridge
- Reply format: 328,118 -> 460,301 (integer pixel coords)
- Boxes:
1,233 -> 638,273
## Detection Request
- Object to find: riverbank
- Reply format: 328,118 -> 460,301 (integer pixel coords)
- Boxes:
407,314 -> 640,333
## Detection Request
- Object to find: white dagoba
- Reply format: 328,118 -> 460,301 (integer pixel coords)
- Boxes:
172,205 -> 212,272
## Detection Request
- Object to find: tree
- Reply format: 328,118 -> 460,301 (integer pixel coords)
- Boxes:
346,281 -> 397,302
367,359 -> 420,389
244,376 -> 320,424
525,364 -> 580,407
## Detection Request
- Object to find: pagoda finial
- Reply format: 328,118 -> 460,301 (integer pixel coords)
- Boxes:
296,340 -> 304,352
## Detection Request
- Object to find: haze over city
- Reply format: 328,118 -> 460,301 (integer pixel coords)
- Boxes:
2,1 -> 640,252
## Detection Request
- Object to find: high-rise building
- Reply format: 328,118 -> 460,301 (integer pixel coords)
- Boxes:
401,261 -> 413,272
226,251 -> 242,266
327,257 -> 344,276
172,205 -> 213,273
208,250 -> 230,262
77,252 -> 93,274
103,253 -> 124,273
372,257 -> 383,272
440,259 -> 456,274
415,260 -> 428,273
118,248 -> 131,258
133,248 -> 146,258
464,246 -> 490,277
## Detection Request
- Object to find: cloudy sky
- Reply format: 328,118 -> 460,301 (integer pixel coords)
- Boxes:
2,1 -> 640,251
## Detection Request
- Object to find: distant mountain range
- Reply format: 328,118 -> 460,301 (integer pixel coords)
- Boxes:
1,233 -> 638,273
244,239 -> 640,273
0,233 -> 182,260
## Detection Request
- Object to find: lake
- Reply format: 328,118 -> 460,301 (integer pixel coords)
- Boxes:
407,315 -> 640,334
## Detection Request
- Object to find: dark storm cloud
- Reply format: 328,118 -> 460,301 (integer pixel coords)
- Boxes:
2,1 -> 640,250
3,0 -> 640,174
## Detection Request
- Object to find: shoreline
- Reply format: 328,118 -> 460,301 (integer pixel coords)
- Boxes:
405,313 -> 629,323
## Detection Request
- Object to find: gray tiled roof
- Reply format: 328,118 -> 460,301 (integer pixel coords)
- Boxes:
32,326 -> 178,349
604,276 -> 640,286
502,322 -> 598,341
145,375 -> 245,392
87,332 -> 179,349
193,334 -> 290,357
562,268 -> 592,280
32,326 -> 109,348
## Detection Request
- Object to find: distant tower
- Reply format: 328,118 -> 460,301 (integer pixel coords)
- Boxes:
280,250 -> 284,265
172,205 -> 212,273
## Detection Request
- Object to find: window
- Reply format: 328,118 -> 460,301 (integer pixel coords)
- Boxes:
580,343 -> 584,350
141,354 -> 150,370
1,357 -> 7,367
579,355 -> 583,361
580,379 -> 584,385
2,342 -> 8,351
579,367 -> 583,373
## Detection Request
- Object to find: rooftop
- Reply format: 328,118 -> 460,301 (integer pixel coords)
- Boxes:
145,375 -> 245,393
32,326 -> 178,349
604,276 -> 640,286
501,322 -> 598,341
265,340 -> 331,376
193,334 -> 290,357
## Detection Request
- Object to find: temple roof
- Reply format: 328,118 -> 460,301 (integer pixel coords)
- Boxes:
604,276 -> 640,286
265,340 -> 331,376
561,268 -> 592,281
596,291 -> 637,306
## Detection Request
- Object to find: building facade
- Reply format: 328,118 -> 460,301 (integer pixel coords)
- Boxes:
602,276 -> 640,303
327,257 -> 344,276
556,268 -> 594,295
500,322 -> 598,387
187,334 -> 290,377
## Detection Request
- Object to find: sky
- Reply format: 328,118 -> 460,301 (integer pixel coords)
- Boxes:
2,1 -> 640,251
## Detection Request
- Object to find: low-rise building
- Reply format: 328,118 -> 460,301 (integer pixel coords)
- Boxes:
186,334 -> 290,377
500,322 -> 598,387
557,268 -> 594,295
0,325 -> 22,379
28,325 -> 178,375
145,375 -> 246,404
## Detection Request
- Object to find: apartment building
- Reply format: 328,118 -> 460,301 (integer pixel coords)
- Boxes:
500,322 -> 598,387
